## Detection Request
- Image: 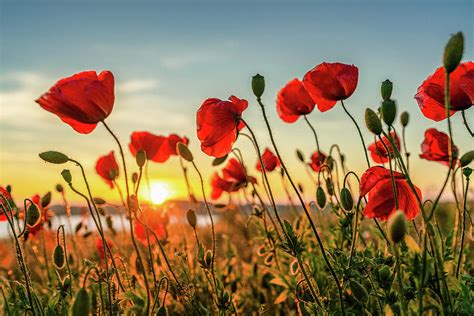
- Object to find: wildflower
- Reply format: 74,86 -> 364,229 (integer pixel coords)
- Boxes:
129,131 -> 169,162
95,151 -> 119,188
211,158 -> 256,199
276,78 -> 315,122
256,148 -> 280,172
420,128 -> 458,167
134,208 -> 169,242
95,237 -> 113,259
308,151 -> 327,172
367,132 -> 401,164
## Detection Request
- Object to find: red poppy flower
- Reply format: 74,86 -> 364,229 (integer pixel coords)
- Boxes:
129,131 -> 169,163
303,62 -> 359,112
36,71 -> 115,134
360,166 -> 421,221
415,62 -> 474,121
134,208 -> 169,243
256,148 -> 280,172
419,128 -> 458,167
211,158 -> 256,199
308,151 -> 327,172
0,187 -> 13,222
197,96 -> 248,157
276,78 -> 315,122
166,134 -> 189,156
95,151 -> 119,188
367,132 -> 401,164
96,237 -> 113,260
26,194 -> 53,237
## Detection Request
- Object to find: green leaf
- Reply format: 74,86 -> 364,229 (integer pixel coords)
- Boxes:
72,288 -> 90,316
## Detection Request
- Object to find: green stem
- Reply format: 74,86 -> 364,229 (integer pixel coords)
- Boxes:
461,110 -> 474,137
455,175 -> 470,277
303,115 -> 321,153
340,100 -> 370,168
394,244 -> 408,316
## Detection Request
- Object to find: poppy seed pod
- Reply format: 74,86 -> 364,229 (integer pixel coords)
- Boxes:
381,100 -> 397,126
135,149 -> 146,168
55,184 -> 63,193
61,169 -> 72,184
252,74 -> 265,99
186,209 -> 197,228
365,108 -> 382,135
205,250 -> 213,268
39,151 -> 69,164
387,210 -> 406,243
340,187 -> 353,211
463,167 -> 472,178
444,32 -> 464,74
381,79 -> 393,101
53,245 -> 65,269
177,142 -> 193,162
460,151 -> 474,167
316,186 -> 326,209
400,111 -> 410,127
132,172 -> 138,183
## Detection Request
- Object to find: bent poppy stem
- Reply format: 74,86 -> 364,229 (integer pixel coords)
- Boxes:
303,115 -> 321,154
340,100 -> 370,168
0,200 -> 36,315
179,157 -> 194,202
190,161 -> 218,290
461,110 -> 474,137
348,197 -> 362,268
401,125 -> 410,173
455,173 -> 470,277
255,99 -> 345,315
101,120 -> 151,315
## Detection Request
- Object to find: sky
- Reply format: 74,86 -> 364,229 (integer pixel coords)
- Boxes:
0,0 -> 473,205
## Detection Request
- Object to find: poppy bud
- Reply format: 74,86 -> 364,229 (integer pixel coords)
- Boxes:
55,184 -> 63,192
93,197 -> 106,205
26,203 -> 41,227
156,307 -> 168,316
365,108 -> 382,135
39,151 -> 69,164
212,155 -> 228,166
186,209 -> 197,228
177,142 -> 193,162
460,151 -> 474,167
252,74 -> 265,99
381,79 -> 393,101
326,156 -> 335,170
316,187 -> 326,209
350,280 -> 369,304
340,187 -> 353,211
61,169 -> 72,184
463,167 -> 472,178
381,100 -> 396,126
53,245 -> 65,269
132,172 -> 138,184
443,32 -> 464,74
325,178 -> 334,196
205,250 -> 213,268
400,111 -> 410,127
135,149 -> 146,168
387,210 -> 406,243
296,149 -> 305,163
378,266 -> 391,283
72,288 -> 91,316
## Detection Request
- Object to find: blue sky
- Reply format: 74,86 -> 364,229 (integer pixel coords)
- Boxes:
0,0 -> 472,202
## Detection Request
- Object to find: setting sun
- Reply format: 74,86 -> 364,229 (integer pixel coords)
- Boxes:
149,182 -> 172,205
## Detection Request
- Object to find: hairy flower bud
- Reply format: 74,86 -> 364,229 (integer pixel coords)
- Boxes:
381,79 -> 393,101
252,74 -> 265,99
61,169 -> 72,184
53,245 -> 65,269
400,111 -> 410,127
460,150 -> 474,167
136,149 -> 146,168
316,186 -> 326,209
177,142 -> 193,162
388,210 -> 406,243
381,100 -> 396,126
296,149 -> 305,163
186,209 -> 197,228
365,108 -> 382,135
340,187 -> 353,211
444,32 -> 464,74
39,151 -> 69,164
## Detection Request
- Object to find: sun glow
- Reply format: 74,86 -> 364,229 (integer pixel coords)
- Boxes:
149,182 -> 171,205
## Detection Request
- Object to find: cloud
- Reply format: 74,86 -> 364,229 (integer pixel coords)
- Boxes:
117,79 -> 159,94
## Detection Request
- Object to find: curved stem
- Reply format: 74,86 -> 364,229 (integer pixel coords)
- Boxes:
303,115 -> 320,153
455,174 -> 470,277
340,100 -> 370,168
461,110 -> 474,137
256,99 -> 345,315
394,244 -> 408,316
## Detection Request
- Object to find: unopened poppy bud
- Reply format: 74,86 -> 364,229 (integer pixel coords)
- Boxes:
55,184 -> 63,193
39,151 -> 69,164
132,172 -> 138,183
443,32 -> 464,74
460,151 -> 474,167
252,74 -> 265,99
387,210 -> 406,243
400,111 -> 410,127
186,209 -> 197,228
26,203 -> 41,227
462,167 -> 472,178
61,169 -> 72,184
326,156 -> 334,170
378,265 -> 391,282
381,79 -> 393,101
316,187 -> 326,209
136,149 -> 146,167
325,178 -> 334,196
41,192 -> 52,208
340,187 -> 353,211
381,100 -> 396,126
205,250 -> 213,268
350,280 -> 369,304
212,155 -> 227,166
53,245 -> 65,269
365,108 -> 382,135
296,149 -> 305,163
72,288 -> 91,316
177,142 -> 193,162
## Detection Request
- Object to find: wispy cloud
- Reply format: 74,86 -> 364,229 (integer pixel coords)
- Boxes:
117,79 -> 159,94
